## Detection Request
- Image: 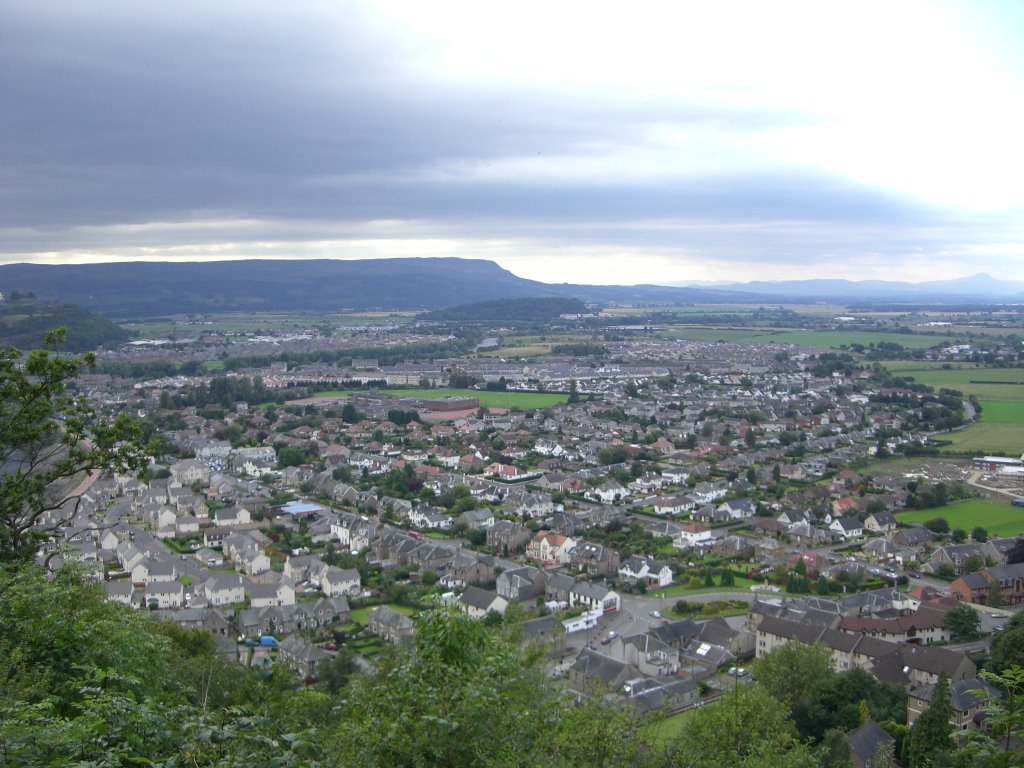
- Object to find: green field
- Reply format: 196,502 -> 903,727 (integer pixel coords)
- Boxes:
658,327 -> 957,350
979,401 -> 1024,423
940,423 -> 1023,454
880,363 -> 1024,453
383,387 -> 570,410
897,499 -> 1024,538
881,363 -> 1024,402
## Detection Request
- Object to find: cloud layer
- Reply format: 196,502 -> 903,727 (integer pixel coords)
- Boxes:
2,1 -> 1023,284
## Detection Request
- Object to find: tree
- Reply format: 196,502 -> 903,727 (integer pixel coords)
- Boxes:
754,641 -> 835,711
817,728 -> 855,768
661,684 -> 816,768
990,615 -> 1024,672
904,673 -> 954,768
989,577 -> 1005,609
0,329 -> 151,561
952,528 -> 967,543
968,665 -> 1024,760
567,378 -> 580,403
971,526 -> 988,543
944,603 -> 981,640
1006,538 -> 1024,565
924,517 -> 950,535
315,647 -> 358,695
325,608 -> 566,767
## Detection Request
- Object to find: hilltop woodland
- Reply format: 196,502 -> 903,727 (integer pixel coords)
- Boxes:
1,333 -> 1023,766
0,293 -> 129,352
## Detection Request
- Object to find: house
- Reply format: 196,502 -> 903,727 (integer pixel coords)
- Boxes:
277,636 -> 331,679
627,678 -> 700,717
717,498 -> 757,519
870,644 -> 976,689
568,649 -> 634,694
367,605 -> 414,645
846,720 -> 896,768
200,573 -> 245,607
653,495 -> 694,516
587,480 -> 626,503
105,580 -> 136,607
929,543 -> 986,576
320,567 -> 361,597
525,531 -> 576,565
609,633 -> 680,678
950,571 -> 993,605
545,572 -> 577,604
618,556 -> 673,588
978,562 -> 1024,605
170,459 -> 210,486
983,536 -> 1024,565
864,511 -> 898,533
457,508 -> 495,530
458,586 -> 508,619
214,505 -> 252,528
569,581 -> 620,613
248,576 -> 296,608
675,522 -> 713,549
829,516 -> 864,540
906,676 -> 1001,741
144,580 -> 185,609
570,541 -> 621,578
496,566 -> 546,602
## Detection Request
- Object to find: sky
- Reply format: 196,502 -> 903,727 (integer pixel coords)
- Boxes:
2,0 -> 1024,286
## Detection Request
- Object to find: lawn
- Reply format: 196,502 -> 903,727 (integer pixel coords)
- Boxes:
640,706 -> 699,748
897,499 -> 1024,539
347,603 -> 420,626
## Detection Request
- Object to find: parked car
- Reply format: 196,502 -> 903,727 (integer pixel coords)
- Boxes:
650,610 -> 661,619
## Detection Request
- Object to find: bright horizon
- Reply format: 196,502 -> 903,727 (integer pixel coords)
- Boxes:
3,1 -> 1024,285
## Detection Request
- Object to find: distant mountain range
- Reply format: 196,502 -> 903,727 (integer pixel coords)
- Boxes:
0,259 -> 1019,317
666,272 -> 1024,301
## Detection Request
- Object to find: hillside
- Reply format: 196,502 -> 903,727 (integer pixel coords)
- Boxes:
0,293 -> 130,351
0,258 -> 747,317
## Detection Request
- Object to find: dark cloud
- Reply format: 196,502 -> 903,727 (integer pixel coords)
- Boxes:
1,2 -> 1020,280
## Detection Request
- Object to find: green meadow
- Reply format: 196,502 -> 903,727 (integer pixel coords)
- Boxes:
897,499 -> 1024,539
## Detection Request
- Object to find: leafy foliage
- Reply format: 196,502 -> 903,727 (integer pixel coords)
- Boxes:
0,329 -> 152,561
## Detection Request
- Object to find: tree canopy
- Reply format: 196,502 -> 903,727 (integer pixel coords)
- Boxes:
0,329 -> 151,561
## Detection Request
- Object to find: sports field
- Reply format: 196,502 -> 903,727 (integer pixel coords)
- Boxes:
314,387 -> 570,410
897,499 -> 1024,539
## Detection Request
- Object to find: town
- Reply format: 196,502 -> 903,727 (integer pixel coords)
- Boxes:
28,301 -> 1024,764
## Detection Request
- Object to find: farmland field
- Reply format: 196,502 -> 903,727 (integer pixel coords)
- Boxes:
881,363 -> 1024,402
897,499 -> 1024,539
659,327 -> 956,350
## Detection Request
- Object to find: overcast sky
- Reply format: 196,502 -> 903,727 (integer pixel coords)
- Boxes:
3,1 -> 1024,285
